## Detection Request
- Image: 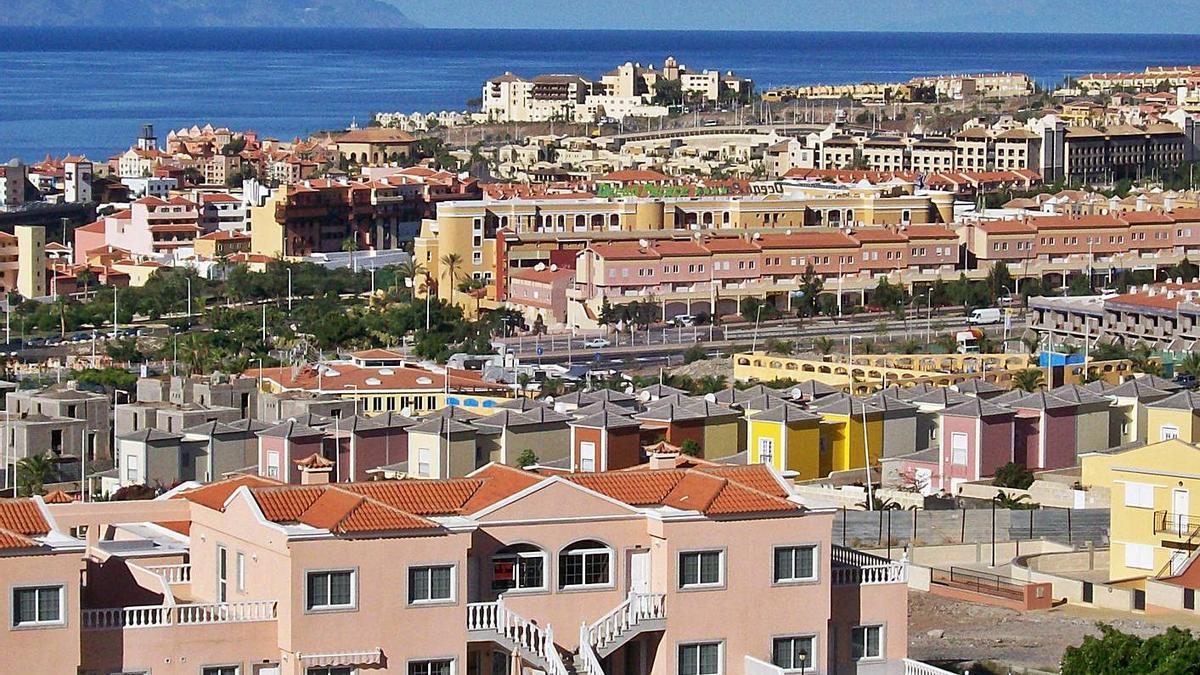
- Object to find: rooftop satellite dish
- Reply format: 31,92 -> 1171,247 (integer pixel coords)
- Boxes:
550,264 -> 558,272
545,396 -> 555,404
534,262 -> 546,271
753,232 -> 762,240
704,393 -> 716,403
639,238 -> 650,248
639,390 -> 651,402
785,229 -> 792,235
791,387 -> 803,399
401,407 -> 412,417
624,386 -> 635,395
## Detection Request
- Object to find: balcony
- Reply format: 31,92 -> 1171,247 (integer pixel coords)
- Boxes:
831,545 -> 908,586
1153,511 -> 1200,542
82,600 -> 277,630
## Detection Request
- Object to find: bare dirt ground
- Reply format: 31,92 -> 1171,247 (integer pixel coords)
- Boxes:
908,590 -> 1200,672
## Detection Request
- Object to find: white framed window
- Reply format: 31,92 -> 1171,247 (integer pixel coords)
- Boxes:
950,432 -> 968,466
772,635 -> 817,671
491,546 -> 547,592
202,667 -> 240,675
774,545 -> 817,583
217,545 -> 228,602
236,552 -> 246,593
472,251 -> 483,265
559,540 -> 612,589
1161,425 -> 1181,441
409,660 -> 453,675
1123,482 -> 1154,509
306,569 -> 356,611
757,437 -> 774,465
1124,542 -> 1154,570
678,642 -> 722,675
417,448 -> 432,477
408,565 -> 455,604
125,454 -> 140,483
679,550 -> 723,588
579,441 -> 596,472
266,451 -> 280,479
11,585 -> 64,627
851,625 -> 883,660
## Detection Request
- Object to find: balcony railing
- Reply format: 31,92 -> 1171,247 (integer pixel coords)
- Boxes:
82,600 -> 277,630
903,658 -> 958,675
586,592 -> 667,653
1153,511 -> 1200,538
145,563 -> 191,585
831,545 -> 908,586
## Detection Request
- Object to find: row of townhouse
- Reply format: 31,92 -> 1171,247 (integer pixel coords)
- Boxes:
1,462 -> 910,675
809,128 -> 1043,174
1027,282 -> 1200,352
417,185 -> 956,311
570,226 -> 959,308
962,209 -> 1200,283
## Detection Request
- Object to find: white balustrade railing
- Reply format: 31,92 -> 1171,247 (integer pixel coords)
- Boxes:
903,658 -> 958,675
465,599 -> 567,675
832,561 -> 908,586
145,563 -> 192,585
586,592 -> 667,652
578,623 -> 605,675
82,600 -> 277,630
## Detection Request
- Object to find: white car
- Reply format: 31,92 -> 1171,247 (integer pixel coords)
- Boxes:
583,338 -> 612,349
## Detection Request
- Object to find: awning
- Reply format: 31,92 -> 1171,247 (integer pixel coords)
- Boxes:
298,649 -> 383,668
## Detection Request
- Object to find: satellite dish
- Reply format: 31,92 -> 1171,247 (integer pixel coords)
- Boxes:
550,264 -> 558,272
638,238 -> 650,248
401,407 -> 412,416
704,393 -> 716,403
545,396 -> 555,404
785,229 -> 792,235
753,232 -> 762,240
639,390 -> 651,402
791,387 -> 802,399
534,262 -> 547,271
624,386 -> 635,395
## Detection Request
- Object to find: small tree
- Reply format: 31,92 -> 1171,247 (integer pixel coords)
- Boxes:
1062,624 -> 1200,675
1012,368 -> 1045,392
813,336 -> 835,355
991,462 -> 1035,490
682,344 -> 707,364
516,449 -> 539,468
680,439 -> 702,458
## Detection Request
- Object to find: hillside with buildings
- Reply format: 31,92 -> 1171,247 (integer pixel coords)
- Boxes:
0,0 -> 418,27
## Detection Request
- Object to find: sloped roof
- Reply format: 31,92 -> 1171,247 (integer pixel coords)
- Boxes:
175,475 -> 282,511
0,499 -> 51,536
1009,391 -> 1077,411
566,465 -> 797,517
749,405 -> 821,424
952,378 -> 1005,395
1148,390 -> 1200,411
941,398 -> 1015,419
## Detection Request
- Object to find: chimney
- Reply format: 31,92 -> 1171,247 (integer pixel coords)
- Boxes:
299,462 -> 332,485
649,452 -> 678,470
1165,195 -> 1176,212
1136,194 -> 1149,212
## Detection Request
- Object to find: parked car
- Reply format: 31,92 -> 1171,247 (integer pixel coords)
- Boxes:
583,337 -> 612,349
669,315 -> 698,327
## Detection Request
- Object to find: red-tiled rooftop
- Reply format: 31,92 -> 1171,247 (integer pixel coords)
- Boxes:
0,499 -> 51,536
175,474 -> 282,511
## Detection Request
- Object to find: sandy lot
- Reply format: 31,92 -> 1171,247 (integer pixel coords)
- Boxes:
908,590 -> 1200,672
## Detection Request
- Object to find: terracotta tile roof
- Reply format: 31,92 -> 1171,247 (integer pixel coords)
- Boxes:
295,453 -> 335,469
156,521 -> 191,536
903,224 -> 957,240
976,220 -> 1035,235
299,488 -> 437,534
0,499 -> 51,536
342,479 -> 485,516
568,465 -> 798,516
758,231 -> 859,250
0,529 -> 41,550
253,485 -> 325,521
175,474 -> 282,511
850,228 -> 907,243
42,490 -> 75,504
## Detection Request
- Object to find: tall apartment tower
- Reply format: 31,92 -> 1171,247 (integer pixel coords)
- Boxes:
63,156 -> 93,203
137,123 -> 157,151
15,225 -> 46,299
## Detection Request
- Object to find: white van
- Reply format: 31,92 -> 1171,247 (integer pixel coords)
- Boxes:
966,308 -> 1003,325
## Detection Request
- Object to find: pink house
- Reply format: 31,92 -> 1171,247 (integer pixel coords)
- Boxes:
1010,392 -> 1077,472
507,265 -> 575,325
1,463 -> 914,675
936,398 -> 1017,493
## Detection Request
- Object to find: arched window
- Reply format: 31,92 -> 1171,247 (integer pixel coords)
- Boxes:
491,544 -> 547,592
559,539 -> 612,589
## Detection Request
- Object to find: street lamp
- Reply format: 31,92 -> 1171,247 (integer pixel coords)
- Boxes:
847,335 -> 874,511
798,651 -> 808,675
287,267 -> 293,313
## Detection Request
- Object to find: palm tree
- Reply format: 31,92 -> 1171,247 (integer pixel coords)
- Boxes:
342,235 -> 359,273
516,372 -> 532,398
396,259 -> 426,300
16,452 -> 56,496
440,253 -> 463,307
993,492 -> 1039,510
813,336 -> 835,356
1179,352 -> 1200,378
1012,368 -> 1045,393
76,269 -> 95,299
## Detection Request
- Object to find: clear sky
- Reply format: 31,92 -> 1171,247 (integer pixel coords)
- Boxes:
396,0 -> 1197,33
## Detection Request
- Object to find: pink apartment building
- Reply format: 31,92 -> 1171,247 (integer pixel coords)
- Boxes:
76,196 -> 205,262
574,227 -> 959,303
2,463 -> 911,675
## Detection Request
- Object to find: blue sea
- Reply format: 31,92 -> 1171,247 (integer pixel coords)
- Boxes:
1,28 -> 1198,160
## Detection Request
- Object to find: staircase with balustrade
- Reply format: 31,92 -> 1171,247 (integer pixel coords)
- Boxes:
467,598 -> 569,675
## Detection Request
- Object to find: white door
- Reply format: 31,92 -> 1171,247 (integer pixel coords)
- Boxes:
1171,550 -> 1190,576
253,666 -> 280,675
628,550 -> 651,595
1174,489 -> 1190,535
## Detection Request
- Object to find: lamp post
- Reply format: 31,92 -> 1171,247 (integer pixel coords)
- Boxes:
798,651 -> 808,675
287,267 -> 293,313
186,276 -> 192,320
848,335 -> 874,511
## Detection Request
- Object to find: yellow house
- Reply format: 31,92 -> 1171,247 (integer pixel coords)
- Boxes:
814,397 -> 885,474
1146,391 -> 1200,443
1082,438 -> 1200,581
746,405 -> 822,479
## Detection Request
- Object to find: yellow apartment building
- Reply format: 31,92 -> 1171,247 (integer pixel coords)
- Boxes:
1082,439 -> 1200,581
